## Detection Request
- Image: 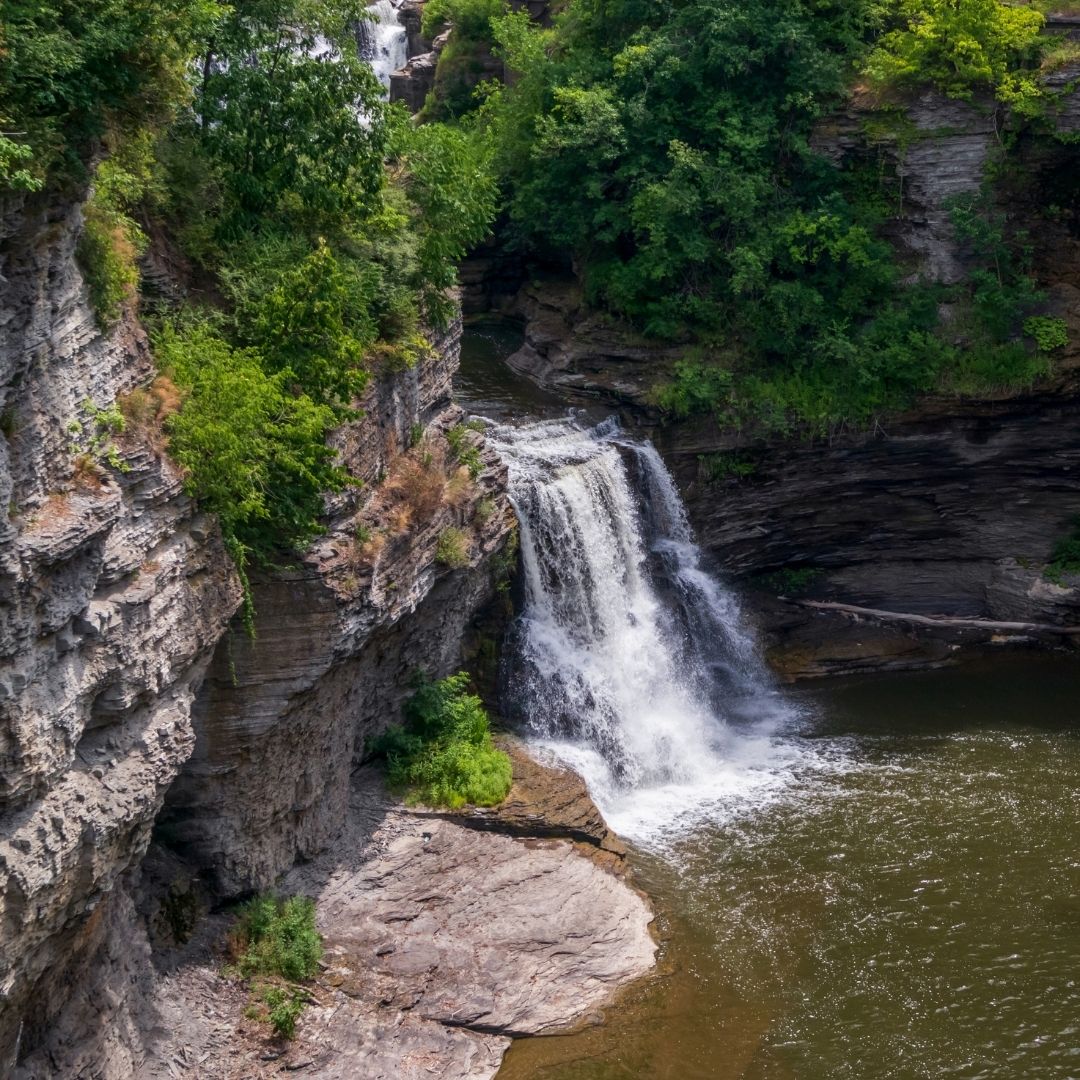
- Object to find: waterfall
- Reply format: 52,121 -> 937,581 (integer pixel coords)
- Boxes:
489,417 -> 806,841
359,0 -> 408,88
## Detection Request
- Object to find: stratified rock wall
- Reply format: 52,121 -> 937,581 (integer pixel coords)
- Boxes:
160,318 -> 517,896
0,189 -> 241,1067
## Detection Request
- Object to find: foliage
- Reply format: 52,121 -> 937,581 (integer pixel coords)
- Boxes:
231,894 -> 322,983
0,0 -> 220,188
75,146 -> 153,327
756,567 -> 825,595
186,0 -> 387,236
420,0 -> 507,120
651,189 -> 1054,432
388,121 -> 498,324
244,240 -> 373,407
436,526 -> 471,567
156,317 -> 347,561
1045,520 -> 1080,585
698,453 -> 756,483
865,0 -> 1045,107
230,894 -> 321,1040
370,672 -> 512,808
74,398 -> 130,473
482,0 -> 876,339
1024,315 -> 1069,353
416,0 -> 1061,434
446,423 -> 483,478
246,983 -> 307,1039
422,0 -> 505,41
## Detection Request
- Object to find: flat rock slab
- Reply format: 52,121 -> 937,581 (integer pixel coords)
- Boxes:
239,764 -> 656,1078
20,756 -> 656,1079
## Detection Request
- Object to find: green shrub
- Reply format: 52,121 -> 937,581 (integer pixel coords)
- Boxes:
864,0 -> 1045,107
939,341 -> 1050,396
232,894 -> 323,982
1024,316 -> 1069,353
245,983 -> 307,1039
757,567 -> 825,595
370,672 -> 512,808
76,202 -> 142,329
436,526 -> 471,568
158,317 -> 346,563
446,423 -> 483,478
698,453 -> 756,483
1045,520 -> 1080,585
229,895 -> 321,1041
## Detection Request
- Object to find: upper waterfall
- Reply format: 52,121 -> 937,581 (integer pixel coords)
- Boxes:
489,417 -> 806,842
358,0 -> 408,87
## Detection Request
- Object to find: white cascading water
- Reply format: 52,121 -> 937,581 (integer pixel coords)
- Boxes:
489,416 -> 813,843
358,0 -> 408,87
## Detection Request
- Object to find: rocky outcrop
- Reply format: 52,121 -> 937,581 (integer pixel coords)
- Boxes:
20,751 -> 653,1080
503,275 -> 1080,673
0,189 -> 241,1067
1,187 -> 521,1074
503,279 -> 677,409
158,317 -> 517,897
398,0 -> 431,57
390,32 -> 445,112
813,88 -> 999,284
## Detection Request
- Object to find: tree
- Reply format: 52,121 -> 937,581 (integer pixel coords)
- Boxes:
191,0 -> 389,233
157,317 -> 346,557
865,0 -> 1044,107
246,240 -> 375,406
0,0 -> 220,188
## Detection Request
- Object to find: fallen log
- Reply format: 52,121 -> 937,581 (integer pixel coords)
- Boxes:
792,599 -> 1080,636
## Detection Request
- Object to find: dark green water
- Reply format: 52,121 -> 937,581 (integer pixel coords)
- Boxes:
455,320 -> 567,420
497,652 -> 1080,1080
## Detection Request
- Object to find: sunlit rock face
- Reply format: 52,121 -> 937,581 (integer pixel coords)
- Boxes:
0,188 -> 242,1067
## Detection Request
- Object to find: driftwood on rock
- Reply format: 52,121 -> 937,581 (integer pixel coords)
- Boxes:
794,599 -> 1080,636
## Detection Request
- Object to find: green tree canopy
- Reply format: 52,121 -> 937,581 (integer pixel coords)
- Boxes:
189,0 -> 389,234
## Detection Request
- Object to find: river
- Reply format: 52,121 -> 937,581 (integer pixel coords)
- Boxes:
456,322 -> 1080,1080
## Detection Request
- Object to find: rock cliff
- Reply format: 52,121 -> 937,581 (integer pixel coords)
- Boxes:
3,170 -> 658,1077
0,188 -> 242,1068
159,319 -> 519,896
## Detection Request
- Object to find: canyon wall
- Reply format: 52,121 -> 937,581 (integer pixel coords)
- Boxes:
0,182 -> 516,1072
160,320 -> 516,895
493,77 -> 1080,673
0,188 -> 241,1067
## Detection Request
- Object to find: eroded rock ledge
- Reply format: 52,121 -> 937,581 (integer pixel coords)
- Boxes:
15,746 -> 655,1080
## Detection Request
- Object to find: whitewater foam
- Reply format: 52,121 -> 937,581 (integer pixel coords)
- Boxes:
359,0 -> 407,87
489,416 -> 850,848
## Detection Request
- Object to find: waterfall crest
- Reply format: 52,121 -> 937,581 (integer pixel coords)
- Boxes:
359,0 -> 408,87
490,417 -> 804,841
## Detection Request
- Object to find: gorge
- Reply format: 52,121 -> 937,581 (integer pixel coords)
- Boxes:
2,0 -> 1079,1076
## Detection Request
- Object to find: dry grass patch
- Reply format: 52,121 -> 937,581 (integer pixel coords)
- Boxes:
118,376 -> 184,454
384,444 -> 446,518
445,465 -> 474,509
72,452 -> 107,491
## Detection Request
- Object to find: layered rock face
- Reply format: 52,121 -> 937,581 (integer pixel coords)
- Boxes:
160,319 -> 516,896
658,367 -> 1080,674
0,191 -> 241,1067
1,187 -> 521,1074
